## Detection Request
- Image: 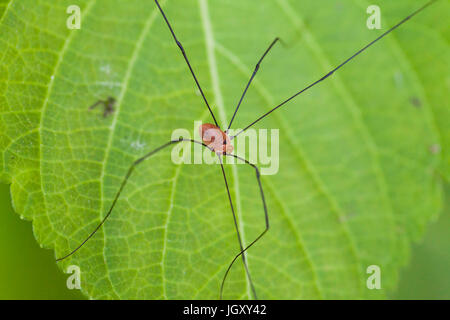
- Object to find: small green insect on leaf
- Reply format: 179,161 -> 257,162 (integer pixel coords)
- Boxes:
0,0 -> 448,299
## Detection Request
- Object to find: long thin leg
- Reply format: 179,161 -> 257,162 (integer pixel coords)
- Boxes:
220,153 -> 269,300
231,0 -> 437,139
154,0 -> 220,128
88,100 -> 103,110
217,155 -> 257,299
226,37 -> 280,132
56,138 -> 206,262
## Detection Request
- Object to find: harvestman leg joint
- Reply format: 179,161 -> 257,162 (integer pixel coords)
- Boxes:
57,0 -> 438,300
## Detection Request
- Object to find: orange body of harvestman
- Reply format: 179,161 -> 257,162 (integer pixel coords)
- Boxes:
199,123 -> 234,154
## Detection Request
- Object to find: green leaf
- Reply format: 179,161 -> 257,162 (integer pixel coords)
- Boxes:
0,0 -> 448,299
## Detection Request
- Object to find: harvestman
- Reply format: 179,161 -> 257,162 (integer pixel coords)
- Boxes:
57,0 -> 438,299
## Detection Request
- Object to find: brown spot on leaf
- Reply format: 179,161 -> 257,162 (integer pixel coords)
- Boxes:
410,96 -> 422,108
429,144 -> 441,155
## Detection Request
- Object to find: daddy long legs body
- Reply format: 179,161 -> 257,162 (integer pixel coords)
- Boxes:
57,0 -> 438,299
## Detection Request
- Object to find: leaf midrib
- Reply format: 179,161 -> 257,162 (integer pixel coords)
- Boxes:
198,0 -> 251,299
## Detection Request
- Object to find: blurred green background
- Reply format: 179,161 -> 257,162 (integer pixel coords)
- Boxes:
0,182 -> 448,299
